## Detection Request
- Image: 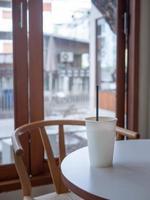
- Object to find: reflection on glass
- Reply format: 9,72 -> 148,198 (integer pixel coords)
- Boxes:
0,0 -> 14,164
95,0 -> 117,115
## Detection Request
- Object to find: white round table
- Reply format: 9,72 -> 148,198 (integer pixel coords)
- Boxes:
61,140 -> 150,200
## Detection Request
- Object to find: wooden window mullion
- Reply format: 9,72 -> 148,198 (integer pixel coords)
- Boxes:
0,0 -> 29,183
116,0 -> 126,128
28,0 -> 44,175
127,0 -> 140,131
13,0 -> 29,176
13,0 -> 28,128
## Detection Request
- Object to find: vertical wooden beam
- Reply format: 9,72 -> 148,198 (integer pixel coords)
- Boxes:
12,0 -> 29,170
13,0 -> 28,129
28,0 -> 44,175
116,0 -> 126,127
127,0 -> 140,131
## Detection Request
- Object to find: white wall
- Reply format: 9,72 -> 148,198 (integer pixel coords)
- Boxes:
138,0 -> 150,138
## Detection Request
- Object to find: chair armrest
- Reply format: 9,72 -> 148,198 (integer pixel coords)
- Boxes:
116,126 -> 140,139
12,133 -> 24,156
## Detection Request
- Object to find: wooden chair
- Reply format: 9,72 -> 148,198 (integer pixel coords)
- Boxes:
12,119 -> 139,200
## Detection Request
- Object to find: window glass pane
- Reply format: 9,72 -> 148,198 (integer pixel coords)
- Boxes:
43,0 -> 90,154
43,0 -> 90,119
43,0 -> 117,154
0,0 -> 14,164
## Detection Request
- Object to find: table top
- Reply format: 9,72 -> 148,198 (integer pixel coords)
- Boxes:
61,139 -> 150,200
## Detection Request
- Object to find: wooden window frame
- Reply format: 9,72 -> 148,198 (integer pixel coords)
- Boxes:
116,0 -> 140,131
116,0 -> 126,127
127,0 -> 140,131
0,0 -> 45,190
28,0 -> 44,176
0,0 -> 29,183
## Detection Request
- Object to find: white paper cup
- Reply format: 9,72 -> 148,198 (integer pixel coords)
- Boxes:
86,116 -> 117,167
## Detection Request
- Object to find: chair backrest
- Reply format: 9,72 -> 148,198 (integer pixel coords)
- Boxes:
12,119 -> 139,197
12,120 -> 85,197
